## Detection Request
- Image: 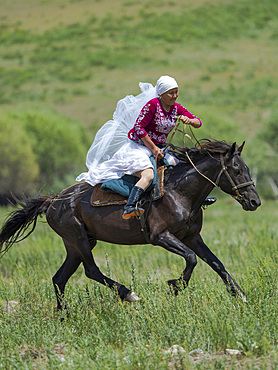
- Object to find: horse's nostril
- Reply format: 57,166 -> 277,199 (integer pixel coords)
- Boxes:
251,199 -> 261,209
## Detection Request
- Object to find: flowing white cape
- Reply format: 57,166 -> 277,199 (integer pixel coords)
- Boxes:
84,82 -> 158,170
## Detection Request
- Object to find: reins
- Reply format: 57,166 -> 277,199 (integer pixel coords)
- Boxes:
163,115 -> 255,201
163,116 -> 199,152
173,145 -> 255,202
163,115 -> 219,185
184,150 -> 220,188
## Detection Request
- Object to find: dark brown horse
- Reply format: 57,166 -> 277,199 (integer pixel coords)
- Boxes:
0,140 -> 261,311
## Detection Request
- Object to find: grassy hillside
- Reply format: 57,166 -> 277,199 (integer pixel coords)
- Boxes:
1,0 -> 277,138
1,0 -> 278,197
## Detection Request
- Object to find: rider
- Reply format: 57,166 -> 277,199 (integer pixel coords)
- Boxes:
76,76 -> 202,219
123,76 -> 202,219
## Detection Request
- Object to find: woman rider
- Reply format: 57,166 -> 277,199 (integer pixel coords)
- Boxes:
76,76 -> 202,220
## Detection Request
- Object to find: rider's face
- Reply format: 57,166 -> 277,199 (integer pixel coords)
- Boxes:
160,88 -> 179,107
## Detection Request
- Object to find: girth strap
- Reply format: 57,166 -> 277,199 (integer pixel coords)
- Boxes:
136,199 -> 152,244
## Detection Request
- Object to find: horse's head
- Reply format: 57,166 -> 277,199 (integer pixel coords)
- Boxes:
218,142 -> 261,211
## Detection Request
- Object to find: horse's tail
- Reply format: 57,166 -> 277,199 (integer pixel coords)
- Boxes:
0,195 -> 54,257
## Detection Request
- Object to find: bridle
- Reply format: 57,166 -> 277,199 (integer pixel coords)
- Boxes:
214,153 -> 255,202
185,150 -> 255,202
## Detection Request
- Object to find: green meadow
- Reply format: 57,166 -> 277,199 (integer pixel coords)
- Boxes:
0,0 -> 278,368
0,201 -> 277,368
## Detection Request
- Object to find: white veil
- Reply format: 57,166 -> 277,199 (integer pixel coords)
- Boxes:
85,82 -> 158,169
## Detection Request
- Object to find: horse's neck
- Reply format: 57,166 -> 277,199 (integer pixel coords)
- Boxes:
173,156 -> 219,207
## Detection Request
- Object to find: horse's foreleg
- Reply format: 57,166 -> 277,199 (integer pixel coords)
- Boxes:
186,235 -> 246,299
155,230 -> 197,295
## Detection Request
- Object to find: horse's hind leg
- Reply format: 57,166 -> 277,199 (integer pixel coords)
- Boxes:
80,242 -> 135,301
52,239 -> 83,313
63,220 -> 138,302
186,235 -> 246,300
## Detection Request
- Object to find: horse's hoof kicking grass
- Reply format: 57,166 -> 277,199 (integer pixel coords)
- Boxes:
124,291 -> 140,302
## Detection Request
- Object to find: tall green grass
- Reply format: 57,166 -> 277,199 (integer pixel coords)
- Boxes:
0,200 -> 277,368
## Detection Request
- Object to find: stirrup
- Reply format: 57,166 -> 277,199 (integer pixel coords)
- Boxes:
202,197 -> 217,209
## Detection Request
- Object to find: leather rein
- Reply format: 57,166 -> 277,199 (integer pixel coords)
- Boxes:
165,116 -> 254,202
183,148 -> 254,202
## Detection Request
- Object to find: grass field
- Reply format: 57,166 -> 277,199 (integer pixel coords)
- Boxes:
0,198 -> 277,368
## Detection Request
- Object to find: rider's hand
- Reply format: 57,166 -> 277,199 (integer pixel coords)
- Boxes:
153,147 -> 164,160
176,115 -> 201,128
180,115 -> 192,125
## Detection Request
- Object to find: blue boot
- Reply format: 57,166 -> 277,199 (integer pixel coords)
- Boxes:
122,186 -> 145,220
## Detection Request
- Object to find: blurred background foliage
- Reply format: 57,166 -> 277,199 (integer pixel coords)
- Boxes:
0,109 -> 89,199
0,0 -> 277,199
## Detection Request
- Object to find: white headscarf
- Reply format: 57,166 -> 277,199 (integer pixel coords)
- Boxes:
155,75 -> 179,96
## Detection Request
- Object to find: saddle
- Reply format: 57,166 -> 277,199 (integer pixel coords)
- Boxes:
91,166 -> 166,207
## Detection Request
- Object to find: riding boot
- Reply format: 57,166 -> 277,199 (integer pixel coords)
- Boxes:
122,186 -> 145,220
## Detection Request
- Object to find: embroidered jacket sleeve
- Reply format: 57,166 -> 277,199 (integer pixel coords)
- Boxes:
130,100 -> 156,140
176,104 -> 202,126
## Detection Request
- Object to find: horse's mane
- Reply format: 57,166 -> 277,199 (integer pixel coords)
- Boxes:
169,139 -> 231,162
197,139 -> 231,153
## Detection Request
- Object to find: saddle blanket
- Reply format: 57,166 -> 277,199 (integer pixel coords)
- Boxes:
91,166 -> 166,207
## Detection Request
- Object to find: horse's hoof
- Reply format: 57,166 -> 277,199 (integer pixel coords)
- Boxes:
123,291 -> 140,302
167,287 -> 179,296
167,280 -> 180,296
241,293 -> 247,302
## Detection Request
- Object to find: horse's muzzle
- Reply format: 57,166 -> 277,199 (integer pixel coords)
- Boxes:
241,190 -> 261,211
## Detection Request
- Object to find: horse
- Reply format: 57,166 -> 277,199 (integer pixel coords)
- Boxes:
0,139 -> 261,312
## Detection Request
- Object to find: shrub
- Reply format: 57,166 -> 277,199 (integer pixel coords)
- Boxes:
5,108 -> 90,193
0,115 -> 39,197
250,110 -> 278,198
262,109 -> 278,151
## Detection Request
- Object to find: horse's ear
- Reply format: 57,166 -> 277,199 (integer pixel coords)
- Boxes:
225,142 -> 237,158
238,141 -> 245,155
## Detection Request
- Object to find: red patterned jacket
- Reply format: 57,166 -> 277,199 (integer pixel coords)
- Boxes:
128,98 -> 202,144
